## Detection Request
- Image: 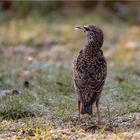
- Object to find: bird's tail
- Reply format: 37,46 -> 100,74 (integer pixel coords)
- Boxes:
81,104 -> 92,115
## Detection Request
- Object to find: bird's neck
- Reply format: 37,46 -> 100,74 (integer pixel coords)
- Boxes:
83,40 -> 101,57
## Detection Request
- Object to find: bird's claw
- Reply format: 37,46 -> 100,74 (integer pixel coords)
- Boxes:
85,124 -> 100,132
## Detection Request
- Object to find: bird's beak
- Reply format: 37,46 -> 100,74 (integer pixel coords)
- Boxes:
75,26 -> 85,31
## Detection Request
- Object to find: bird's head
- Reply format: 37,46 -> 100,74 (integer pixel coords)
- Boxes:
76,24 -> 104,48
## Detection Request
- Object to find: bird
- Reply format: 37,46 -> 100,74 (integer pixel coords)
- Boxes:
73,24 -> 107,126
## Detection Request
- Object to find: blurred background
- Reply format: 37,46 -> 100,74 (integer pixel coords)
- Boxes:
0,1 -> 140,63
0,1 -> 140,139
0,1 -> 140,79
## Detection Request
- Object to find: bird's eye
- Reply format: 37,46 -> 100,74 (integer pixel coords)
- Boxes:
85,27 -> 90,31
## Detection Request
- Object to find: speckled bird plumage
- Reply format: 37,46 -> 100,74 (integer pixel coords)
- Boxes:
73,25 -> 107,126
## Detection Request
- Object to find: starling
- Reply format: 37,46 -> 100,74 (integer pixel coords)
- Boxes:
73,25 -> 107,126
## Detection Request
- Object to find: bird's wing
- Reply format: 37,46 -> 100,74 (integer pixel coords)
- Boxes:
73,51 -> 107,106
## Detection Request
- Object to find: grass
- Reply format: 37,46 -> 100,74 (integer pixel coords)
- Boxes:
0,9 -> 140,139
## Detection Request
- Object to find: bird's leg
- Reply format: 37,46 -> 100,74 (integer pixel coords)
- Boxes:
96,98 -> 100,127
78,100 -> 80,125
85,99 -> 101,131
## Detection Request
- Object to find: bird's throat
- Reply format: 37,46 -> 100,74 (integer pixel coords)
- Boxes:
83,40 -> 101,59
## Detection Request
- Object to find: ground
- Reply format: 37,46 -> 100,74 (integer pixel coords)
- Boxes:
0,11 -> 140,139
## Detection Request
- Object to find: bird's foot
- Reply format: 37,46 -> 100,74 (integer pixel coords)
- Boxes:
85,124 -> 114,133
104,125 -> 114,132
85,124 -> 100,132
77,122 -> 81,126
